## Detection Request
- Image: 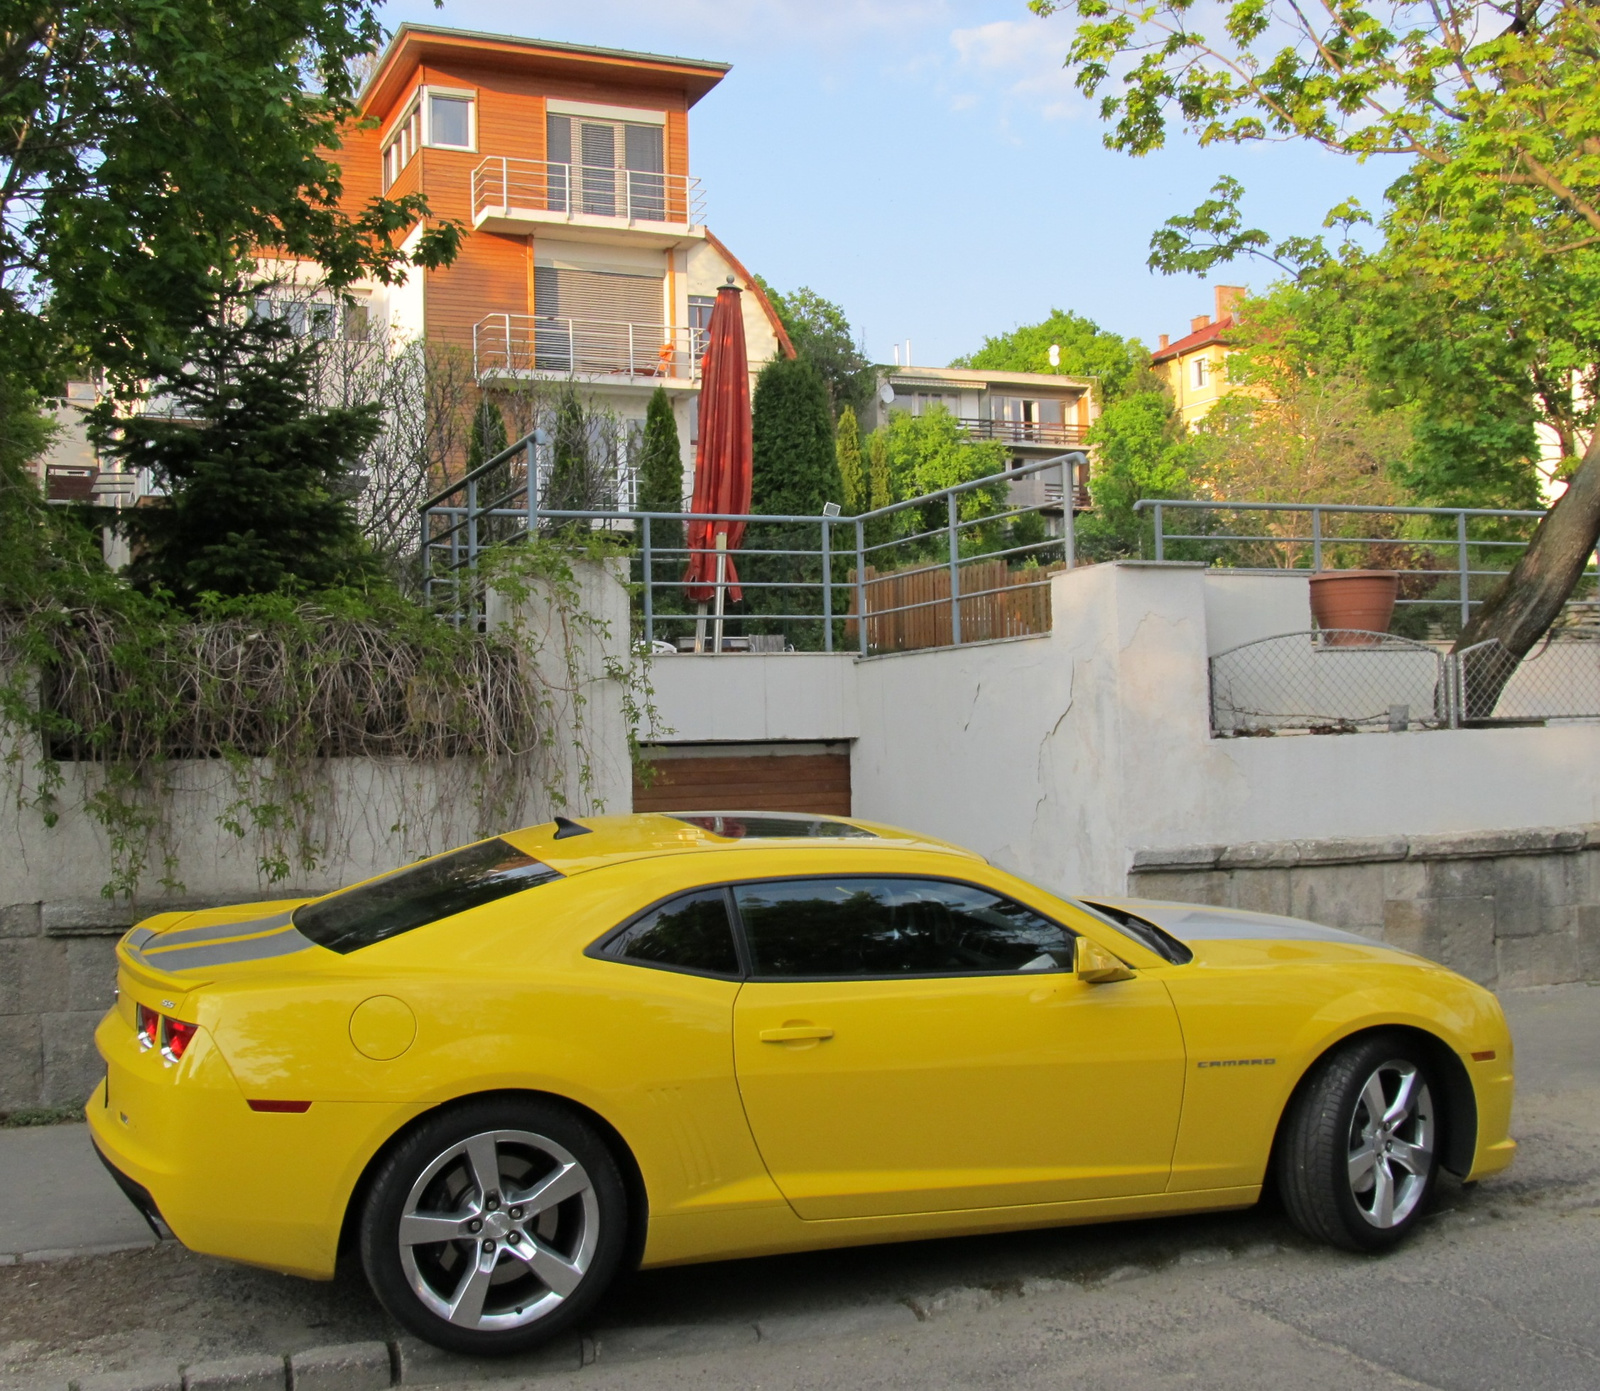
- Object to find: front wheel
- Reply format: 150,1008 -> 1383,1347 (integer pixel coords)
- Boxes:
1278,1034 -> 1439,1252
360,1097 -> 629,1355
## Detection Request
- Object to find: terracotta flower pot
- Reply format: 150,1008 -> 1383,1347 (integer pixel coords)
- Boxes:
1308,570 -> 1399,645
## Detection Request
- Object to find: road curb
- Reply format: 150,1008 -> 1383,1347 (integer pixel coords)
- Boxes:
35,1302 -> 922,1391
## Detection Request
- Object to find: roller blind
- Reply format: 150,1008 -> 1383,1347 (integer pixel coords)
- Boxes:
534,266 -> 663,325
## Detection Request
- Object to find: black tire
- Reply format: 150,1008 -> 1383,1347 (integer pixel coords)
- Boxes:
1277,1033 -> 1440,1252
360,1096 -> 629,1355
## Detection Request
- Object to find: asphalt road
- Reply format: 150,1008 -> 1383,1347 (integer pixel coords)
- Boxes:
2,983 -> 1597,1391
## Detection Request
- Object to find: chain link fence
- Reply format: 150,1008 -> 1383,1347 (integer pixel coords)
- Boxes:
1211,630 -> 1600,735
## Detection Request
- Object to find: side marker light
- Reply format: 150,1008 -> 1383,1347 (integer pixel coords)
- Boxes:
1470,1049 -> 1496,1062
247,1100 -> 312,1113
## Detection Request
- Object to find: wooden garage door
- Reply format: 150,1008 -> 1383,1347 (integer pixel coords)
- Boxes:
633,742 -> 851,816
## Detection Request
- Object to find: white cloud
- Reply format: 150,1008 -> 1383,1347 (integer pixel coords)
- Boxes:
948,18 -> 1080,122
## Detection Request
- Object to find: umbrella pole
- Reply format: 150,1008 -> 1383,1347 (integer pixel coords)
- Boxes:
712,533 -> 728,655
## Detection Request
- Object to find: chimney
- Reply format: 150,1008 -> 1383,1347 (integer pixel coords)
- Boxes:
1158,333 -> 1169,350
1214,284 -> 1245,321
1191,315 -> 1210,333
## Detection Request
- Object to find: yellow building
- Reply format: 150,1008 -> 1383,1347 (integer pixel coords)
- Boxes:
1151,285 -> 1245,428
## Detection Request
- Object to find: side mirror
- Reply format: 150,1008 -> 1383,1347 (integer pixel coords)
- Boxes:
1075,936 -> 1136,983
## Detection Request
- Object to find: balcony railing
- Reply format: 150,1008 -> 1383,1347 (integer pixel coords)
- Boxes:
957,418 -> 1088,447
472,158 -> 705,228
474,314 -> 704,382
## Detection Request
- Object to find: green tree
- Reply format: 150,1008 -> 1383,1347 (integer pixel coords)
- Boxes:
747,356 -> 841,645
636,387 -> 685,617
1077,377 -> 1203,562
0,0 -> 459,396
836,405 -> 866,514
466,399 -> 509,472
751,357 -> 841,517
1040,0 -> 1600,677
953,309 -> 1148,400
867,430 -> 892,512
758,281 -> 874,420
98,308 -> 379,605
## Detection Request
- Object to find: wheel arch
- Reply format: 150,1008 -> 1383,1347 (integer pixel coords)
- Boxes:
336,1088 -> 650,1274
1270,1024 -> 1478,1180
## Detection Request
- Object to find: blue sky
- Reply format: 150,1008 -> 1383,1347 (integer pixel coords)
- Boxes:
380,0 -> 1402,366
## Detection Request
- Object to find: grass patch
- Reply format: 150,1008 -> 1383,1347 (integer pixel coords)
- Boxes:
0,1105 -> 84,1128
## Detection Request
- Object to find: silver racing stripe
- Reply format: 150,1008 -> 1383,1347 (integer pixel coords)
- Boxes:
142,909 -> 295,951
129,927 -> 317,972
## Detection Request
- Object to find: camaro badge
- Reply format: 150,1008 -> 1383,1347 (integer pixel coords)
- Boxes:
1197,1058 -> 1277,1068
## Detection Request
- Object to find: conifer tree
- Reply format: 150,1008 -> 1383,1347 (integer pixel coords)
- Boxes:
865,428 -> 894,548
835,405 -> 865,514
637,388 -> 684,537
750,357 -> 840,516
747,357 -> 840,646
466,398 -> 509,470
636,386 -> 684,618
101,308 -> 378,605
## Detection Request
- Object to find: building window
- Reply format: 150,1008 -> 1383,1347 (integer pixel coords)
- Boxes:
429,93 -> 472,149
1191,355 -> 1210,389
689,294 -> 715,355
382,88 -> 476,189
546,113 -> 666,219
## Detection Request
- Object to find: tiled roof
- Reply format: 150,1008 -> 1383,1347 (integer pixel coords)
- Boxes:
1151,314 -> 1234,364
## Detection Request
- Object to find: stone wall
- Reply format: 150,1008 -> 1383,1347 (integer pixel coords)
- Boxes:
0,560 -> 633,1111
1127,825 -> 1600,989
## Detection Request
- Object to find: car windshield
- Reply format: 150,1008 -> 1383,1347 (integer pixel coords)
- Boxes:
671,814 -> 876,839
294,838 -> 560,954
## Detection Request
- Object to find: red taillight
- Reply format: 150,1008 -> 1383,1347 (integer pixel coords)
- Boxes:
136,1004 -> 159,1050
161,1016 -> 198,1061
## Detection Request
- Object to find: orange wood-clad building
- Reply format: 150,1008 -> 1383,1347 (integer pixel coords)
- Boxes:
323,24 -> 794,493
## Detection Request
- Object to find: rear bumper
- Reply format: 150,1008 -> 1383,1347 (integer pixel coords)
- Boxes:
92,1135 -> 173,1239
90,1005 -> 414,1280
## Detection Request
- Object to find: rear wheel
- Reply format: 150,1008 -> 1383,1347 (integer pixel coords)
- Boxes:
1278,1034 -> 1439,1252
360,1097 -> 628,1355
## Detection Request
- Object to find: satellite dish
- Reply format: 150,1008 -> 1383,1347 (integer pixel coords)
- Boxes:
1048,343 -> 1061,368
878,381 -> 896,406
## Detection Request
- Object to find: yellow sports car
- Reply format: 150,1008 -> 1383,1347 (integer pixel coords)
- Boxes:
90,812 -> 1515,1355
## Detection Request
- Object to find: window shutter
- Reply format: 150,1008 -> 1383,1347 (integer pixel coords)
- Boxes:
535,268 -> 662,325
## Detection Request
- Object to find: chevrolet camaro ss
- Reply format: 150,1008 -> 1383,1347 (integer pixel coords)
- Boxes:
89,812 -> 1515,1354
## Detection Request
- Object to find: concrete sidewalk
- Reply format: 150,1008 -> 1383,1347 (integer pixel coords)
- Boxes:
0,1118 -> 157,1262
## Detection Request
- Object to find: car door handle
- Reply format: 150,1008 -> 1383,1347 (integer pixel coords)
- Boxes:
759,1025 -> 835,1043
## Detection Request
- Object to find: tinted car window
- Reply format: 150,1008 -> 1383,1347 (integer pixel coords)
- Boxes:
294,839 -> 558,954
734,877 -> 1074,979
602,888 -> 740,978
672,814 -> 876,840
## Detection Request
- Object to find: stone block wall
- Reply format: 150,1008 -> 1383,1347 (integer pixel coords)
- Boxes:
1127,825 -> 1600,989
1,904 -> 122,1109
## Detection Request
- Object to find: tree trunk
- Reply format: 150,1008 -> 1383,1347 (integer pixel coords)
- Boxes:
1452,430 -> 1600,719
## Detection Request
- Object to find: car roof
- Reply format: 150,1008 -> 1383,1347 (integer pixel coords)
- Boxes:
500,811 -> 982,875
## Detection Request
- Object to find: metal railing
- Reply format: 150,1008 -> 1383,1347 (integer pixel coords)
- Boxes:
956,418 -> 1088,447
473,314 -> 704,382
1135,497 -> 1599,629
472,158 -> 705,227
420,447 -> 1087,649
1210,629 -> 1600,734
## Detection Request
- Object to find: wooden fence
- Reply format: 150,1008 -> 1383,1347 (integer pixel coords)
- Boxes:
847,558 -> 1066,653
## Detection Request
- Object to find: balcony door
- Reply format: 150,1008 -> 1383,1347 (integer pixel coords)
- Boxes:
547,114 -> 666,221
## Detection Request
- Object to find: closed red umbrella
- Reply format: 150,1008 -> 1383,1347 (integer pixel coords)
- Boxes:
683,280 -> 752,618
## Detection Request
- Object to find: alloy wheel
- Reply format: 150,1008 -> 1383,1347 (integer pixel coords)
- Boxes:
397,1128 -> 600,1331
1346,1059 -> 1435,1229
